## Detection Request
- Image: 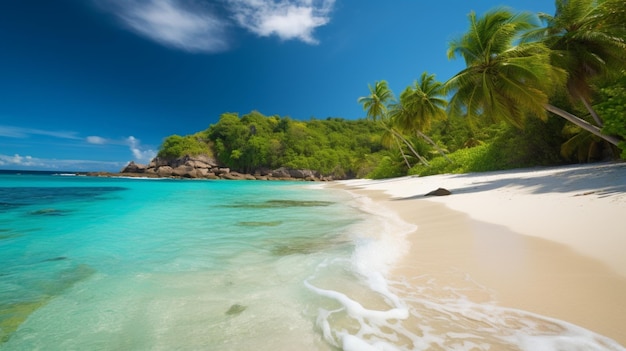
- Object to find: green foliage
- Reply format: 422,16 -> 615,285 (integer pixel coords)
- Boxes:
411,119 -> 567,176
490,118 -> 566,167
447,9 -> 565,128
158,134 -> 211,159
409,144 -> 491,176
159,111 -> 383,177
596,72 -> 626,159
357,81 -> 395,121
390,72 -> 447,133
430,115 -> 496,153
366,155 -> 407,179
528,0 -> 626,104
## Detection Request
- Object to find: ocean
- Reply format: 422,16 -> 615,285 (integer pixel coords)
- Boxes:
0,172 -> 624,350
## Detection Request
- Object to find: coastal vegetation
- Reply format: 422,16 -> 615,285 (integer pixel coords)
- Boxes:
158,0 -> 625,179
158,112 -> 386,178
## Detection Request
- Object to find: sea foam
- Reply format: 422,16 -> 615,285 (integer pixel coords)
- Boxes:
303,186 -> 626,350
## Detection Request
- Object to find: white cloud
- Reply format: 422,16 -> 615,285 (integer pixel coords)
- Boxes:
228,0 -> 335,44
100,0 -> 230,53
85,134 -> 158,163
0,153 -> 126,171
126,136 -> 157,163
0,154 -> 42,167
86,135 -> 109,144
96,0 -> 336,52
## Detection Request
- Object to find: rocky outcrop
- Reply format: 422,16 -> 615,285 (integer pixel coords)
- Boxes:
117,155 -> 332,181
122,161 -> 147,173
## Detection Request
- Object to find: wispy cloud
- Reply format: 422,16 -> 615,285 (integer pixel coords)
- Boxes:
2,126 -> 157,168
100,0 -> 230,53
96,0 -> 335,52
0,153 -> 125,171
228,0 -> 335,44
0,154 -> 43,167
0,125 -> 81,140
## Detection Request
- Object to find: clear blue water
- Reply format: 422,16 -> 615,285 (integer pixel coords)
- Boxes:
1,173 -> 624,351
0,174 -> 369,350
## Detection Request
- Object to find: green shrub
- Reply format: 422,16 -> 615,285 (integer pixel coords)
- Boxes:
366,155 -> 407,179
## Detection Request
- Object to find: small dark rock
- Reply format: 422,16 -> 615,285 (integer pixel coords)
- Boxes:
425,188 -> 452,196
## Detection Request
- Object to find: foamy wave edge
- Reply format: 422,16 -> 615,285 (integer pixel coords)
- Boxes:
305,186 -> 626,351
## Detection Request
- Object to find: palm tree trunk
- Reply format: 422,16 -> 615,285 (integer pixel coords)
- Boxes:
544,104 -> 621,146
392,136 -> 412,169
416,131 -> 452,163
388,128 -> 430,166
579,97 -> 604,127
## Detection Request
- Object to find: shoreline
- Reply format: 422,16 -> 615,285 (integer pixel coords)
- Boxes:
334,162 -> 626,346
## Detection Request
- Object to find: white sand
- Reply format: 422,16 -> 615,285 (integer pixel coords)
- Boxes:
335,162 -> 626,345
341,162 -> 626,277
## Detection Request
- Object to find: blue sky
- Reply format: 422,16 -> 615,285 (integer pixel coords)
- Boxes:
0,0 -> 554,172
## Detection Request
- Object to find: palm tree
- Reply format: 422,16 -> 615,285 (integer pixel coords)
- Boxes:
357,81 -> 394,122
389,72 -> 450,161
358,81 -> 429,166
446,7 -> 621,147
524,0 -> 626,127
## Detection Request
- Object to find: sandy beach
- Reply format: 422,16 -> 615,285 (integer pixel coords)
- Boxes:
337,162 -> 626,347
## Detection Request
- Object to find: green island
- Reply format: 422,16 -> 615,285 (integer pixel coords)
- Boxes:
132,1 -> 625,180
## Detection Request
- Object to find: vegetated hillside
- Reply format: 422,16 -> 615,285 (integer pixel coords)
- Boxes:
156,105 -> 624,180
157,111 -> 388,179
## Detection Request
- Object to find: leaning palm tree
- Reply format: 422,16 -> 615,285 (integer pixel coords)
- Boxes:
379,117 -> 413,169
524,0 -> 626,127
390,72 -> 451,161
358,81 -> 429,166
447,7 -> 622,147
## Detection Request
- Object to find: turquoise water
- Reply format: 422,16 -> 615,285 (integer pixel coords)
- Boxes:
0,174 -> 367,350
1,173 -> 624,350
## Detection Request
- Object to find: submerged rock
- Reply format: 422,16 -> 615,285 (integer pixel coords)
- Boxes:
0,300 -> 48,343
225,304 -> 247,316
237,221 -> 282,227
261,200 -> 334,208
270,237 -> 350,256
0,231 -> 22,241
29,209 -> 71,216
227,200 -> 334,209
0,263 -> 95,343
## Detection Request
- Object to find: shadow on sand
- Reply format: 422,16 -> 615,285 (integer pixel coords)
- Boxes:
394,163 -> 626,201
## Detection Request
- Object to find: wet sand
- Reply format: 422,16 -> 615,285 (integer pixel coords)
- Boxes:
336,162 -> 626,346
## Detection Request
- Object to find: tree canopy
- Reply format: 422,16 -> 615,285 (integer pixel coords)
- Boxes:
159,111 -> 385,178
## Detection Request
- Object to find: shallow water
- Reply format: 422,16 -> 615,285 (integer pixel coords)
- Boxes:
0,173 -> 624,350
